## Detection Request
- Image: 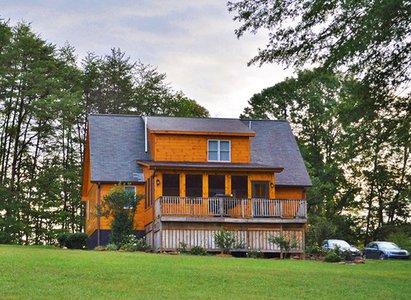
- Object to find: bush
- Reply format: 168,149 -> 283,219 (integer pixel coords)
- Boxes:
324,252 -> 342,263
190,246 -> 207,256
306,244 -> 328,258
388,232 -> 411,252
106,243 -> 118,251
120,235 -> 149,252
214,230 -> 236,254
57,232 -> 69,247
247,250 -> 264,259
178,242 -> 188,253
65,233 -> 88,249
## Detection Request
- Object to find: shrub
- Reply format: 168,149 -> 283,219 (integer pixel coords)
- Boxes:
388,232 -> 411,252
306,244 -> 328,258
100,184 -> 143,247
247,250 -> 264,259
324,252 -> 342,263
190,246 -> 207,256
178,242 -> 188,253
120,235 -> 149,252
65,233 -> 88,249
106,243 -> 118,251
214,230 -> 236,254
57,232 -> 69,247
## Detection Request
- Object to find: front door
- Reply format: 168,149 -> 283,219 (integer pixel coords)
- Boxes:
252,181 -> 269,216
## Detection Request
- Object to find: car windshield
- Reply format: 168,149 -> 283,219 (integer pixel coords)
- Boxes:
378,242 -> 401,250
329,240 -> 350,249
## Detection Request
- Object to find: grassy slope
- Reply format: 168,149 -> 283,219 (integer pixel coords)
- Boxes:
0,245 -> 410,300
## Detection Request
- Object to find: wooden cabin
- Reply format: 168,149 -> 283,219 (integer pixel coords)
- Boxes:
81,115 -> 312,255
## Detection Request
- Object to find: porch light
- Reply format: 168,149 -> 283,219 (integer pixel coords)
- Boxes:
270,183 -> 274,188
156,178 -> 161,186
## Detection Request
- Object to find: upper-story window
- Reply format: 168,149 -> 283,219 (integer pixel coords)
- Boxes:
208,140 -> 231,162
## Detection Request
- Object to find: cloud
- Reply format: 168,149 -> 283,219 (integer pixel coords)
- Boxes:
1,0 -> 295,117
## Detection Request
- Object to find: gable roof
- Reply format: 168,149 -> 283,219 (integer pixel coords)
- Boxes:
88,114 -> 150,183
147,116 -> 255,136
87,114 -> 311,187
244,120 -> 312,187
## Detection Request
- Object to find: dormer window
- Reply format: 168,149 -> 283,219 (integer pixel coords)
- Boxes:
208,140 -> 231,162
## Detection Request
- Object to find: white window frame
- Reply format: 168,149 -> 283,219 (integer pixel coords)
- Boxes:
207,140 -> 231,162
124,186 -> 136,209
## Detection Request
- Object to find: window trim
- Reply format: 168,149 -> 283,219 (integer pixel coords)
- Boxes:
207,139 -> 231,162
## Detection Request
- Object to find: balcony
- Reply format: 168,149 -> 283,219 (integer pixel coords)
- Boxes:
155,196 -> 307,223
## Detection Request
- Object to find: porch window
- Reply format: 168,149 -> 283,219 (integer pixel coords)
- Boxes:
163,174 -> 180,196
186,174 -> 203,197
208,175 -> 225,197
231,176 -> 248,198
208,140 -> 230,162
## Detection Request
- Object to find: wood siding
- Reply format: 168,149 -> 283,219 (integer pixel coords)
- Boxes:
150,132 -> 250,163
148,222 -> 304,253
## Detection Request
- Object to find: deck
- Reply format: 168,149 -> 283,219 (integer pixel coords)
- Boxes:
155,196 -> 307,222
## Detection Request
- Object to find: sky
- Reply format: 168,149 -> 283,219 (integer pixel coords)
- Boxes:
1,0 -> 295,117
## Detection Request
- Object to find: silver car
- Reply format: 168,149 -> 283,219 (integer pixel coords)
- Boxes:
322,239 -> 361,256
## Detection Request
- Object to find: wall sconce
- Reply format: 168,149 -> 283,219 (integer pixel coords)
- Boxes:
270,182 -> 274,188
156,179 -> 161,186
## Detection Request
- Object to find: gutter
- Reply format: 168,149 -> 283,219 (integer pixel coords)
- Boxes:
97,182 -> 101,246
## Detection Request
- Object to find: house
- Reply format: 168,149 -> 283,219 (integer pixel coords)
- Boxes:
81,114 -> 312,255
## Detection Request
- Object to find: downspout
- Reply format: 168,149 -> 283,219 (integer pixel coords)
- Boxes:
144,116 -> 148,153
97,182 -> 101,246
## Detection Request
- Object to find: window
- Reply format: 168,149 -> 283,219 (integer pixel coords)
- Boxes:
124,186 -> 136,209
252,181 -> 269,198
208,175 -> 225,197
231,176 -> 248,198
163,174 -> 180,196
186,175 -> 203,197
208,140 -> 230,162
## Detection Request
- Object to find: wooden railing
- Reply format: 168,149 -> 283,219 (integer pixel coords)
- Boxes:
155,196 -> 307,219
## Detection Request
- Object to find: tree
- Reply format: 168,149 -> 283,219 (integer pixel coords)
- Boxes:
241,69 -> 410,244
228,0 -> 411,93
100,184 -> 143,247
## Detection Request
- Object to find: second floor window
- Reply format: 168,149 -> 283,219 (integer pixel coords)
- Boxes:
208,140 -> 230,162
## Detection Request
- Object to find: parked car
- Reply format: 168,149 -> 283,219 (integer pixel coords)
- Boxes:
362,241 -> 410,260
322,239 -> 362,257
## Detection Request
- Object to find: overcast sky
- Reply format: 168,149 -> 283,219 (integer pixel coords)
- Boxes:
1,0 -> 295,117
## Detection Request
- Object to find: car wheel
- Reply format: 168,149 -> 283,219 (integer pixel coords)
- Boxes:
362,253 -> 367,259
379,253 -> 386,260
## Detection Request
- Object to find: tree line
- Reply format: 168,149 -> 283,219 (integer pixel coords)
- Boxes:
0,21 -> 209,244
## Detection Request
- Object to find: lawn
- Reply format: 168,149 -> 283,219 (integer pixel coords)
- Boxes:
0,245 -> 410,300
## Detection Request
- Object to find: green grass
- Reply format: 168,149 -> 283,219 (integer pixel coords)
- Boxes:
1,245 -> 410,300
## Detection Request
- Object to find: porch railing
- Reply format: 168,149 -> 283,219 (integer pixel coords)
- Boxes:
155,196 -> 307,219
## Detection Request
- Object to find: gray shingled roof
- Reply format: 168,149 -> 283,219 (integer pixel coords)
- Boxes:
89,114 -> 150,182
147,116 -> 255,135
244,120 -> 312,187
88,115 -> 311,187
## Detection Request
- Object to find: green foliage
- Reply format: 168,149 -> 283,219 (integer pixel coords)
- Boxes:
228,0 -> 411,91
65,233 -> 88,249
306,216 -> 337,247
0,20 -> 208,246
190,246 -> 207,256
247,250 -> 263,259
106,243 -> 118,251
178,242 -> 188,253
388,232 -> 411,253
324,252 -> 342,263
57,233 -> 70,247
268,234 -> 298,259
101,184 -> 143,247
214,230 -> 237,254
120,235 -> 149,252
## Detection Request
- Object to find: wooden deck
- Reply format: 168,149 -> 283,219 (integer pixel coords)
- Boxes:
155,196 -> 307,220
